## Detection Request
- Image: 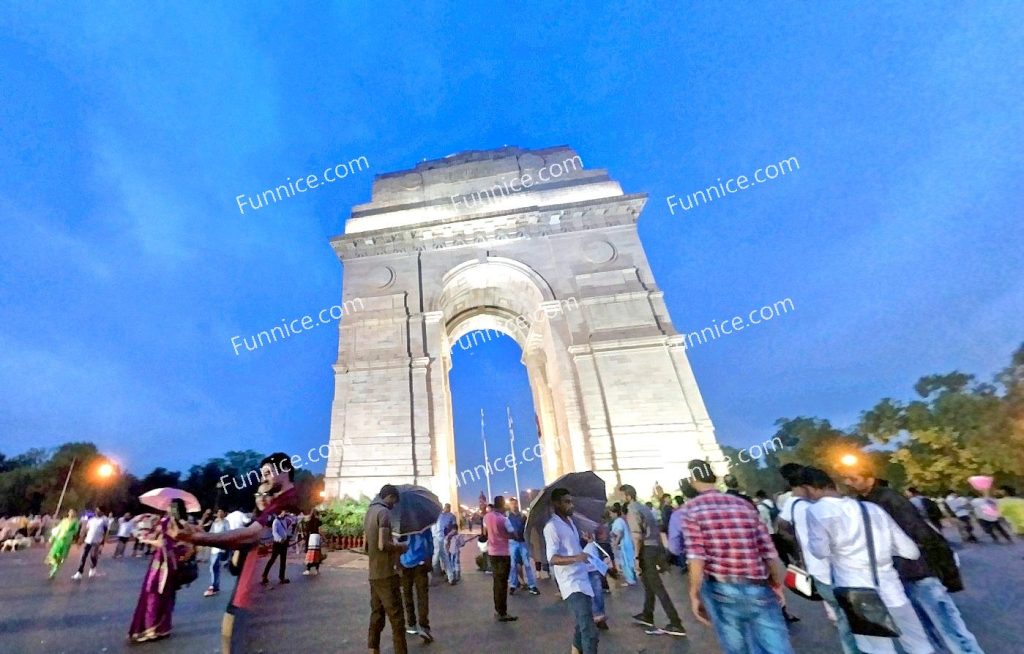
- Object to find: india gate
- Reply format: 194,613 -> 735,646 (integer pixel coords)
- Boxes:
323,146 -> 726,505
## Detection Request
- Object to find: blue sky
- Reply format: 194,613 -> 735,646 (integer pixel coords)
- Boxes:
1,4 -> 1021,503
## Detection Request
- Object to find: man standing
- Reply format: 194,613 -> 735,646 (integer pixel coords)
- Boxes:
72,509 -> 108,580
658,494 -> 673,536
432,503 -> 456,577
842,466 -> 983,654
543,488 -> 598,654
506,498 -> 540,596
399,528 -> 434,644
482,495 -> 518,621
205,509 -> 229,598
788,468 -> 864,654
113,513 -> 133,558
169,452 -> 299,653
682,461 -> 793,654
620,484 -> 686,637
808,470 -> 934,654
365,485 -> 409,654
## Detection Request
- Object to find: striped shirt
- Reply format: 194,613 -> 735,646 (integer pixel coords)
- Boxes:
682,489 -> 778,579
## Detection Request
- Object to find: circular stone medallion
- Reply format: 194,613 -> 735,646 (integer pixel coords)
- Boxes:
583,240 -> 615,264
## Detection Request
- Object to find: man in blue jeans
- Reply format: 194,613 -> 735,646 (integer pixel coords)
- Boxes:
544,488 -> 598,654
682,460 -> 794,654
506,498 -> 540,595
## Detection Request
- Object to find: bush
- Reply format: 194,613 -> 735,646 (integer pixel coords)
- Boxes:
319,498 -> 370,538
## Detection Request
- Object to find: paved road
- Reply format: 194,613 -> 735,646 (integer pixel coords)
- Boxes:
1,535 -> 1021,653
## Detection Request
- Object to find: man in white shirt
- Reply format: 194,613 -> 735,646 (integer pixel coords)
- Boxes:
113,513 -> 133,558
806,473 -> 934,654
205,509 -> 229,597
787,468 -> 865,654
73,509 -> 109,580
543,488 -> 598,654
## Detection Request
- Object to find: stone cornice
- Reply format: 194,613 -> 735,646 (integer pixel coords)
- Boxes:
329,194 -> 647,261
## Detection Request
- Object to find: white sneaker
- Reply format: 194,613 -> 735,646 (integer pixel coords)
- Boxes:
302,570 -> 310,576
88,569 -> 96,578
72,572 -> 82,580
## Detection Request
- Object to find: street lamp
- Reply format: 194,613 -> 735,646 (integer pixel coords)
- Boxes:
97,462 -> 115,479
840,454 -> 859,467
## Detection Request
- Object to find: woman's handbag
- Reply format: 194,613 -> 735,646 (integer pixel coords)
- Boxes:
784,499 -> 822,601
832,502 -> 902,638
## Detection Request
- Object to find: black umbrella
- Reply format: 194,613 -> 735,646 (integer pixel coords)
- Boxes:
524,471 -> 608,564
388,484 -> 443,535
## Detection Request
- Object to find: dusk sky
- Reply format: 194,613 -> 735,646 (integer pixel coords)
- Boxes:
1,4 -> 1021,504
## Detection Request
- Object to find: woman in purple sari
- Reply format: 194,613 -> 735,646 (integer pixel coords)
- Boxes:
129,499 -> 193,644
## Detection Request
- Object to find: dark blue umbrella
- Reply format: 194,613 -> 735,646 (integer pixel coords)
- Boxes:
389,484 -> 443,535
524,471 -> 608,563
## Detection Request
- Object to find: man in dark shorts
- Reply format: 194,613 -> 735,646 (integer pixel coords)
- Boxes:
170,452 -> 298,653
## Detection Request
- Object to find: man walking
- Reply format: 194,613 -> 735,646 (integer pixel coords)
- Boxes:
943,490 -> 978,543
620,484 -> 686,637
482,495 -> 518,621
399,528 -> 434,643
260,511 -> 291,585
364,485 -> 409,654
682,461 -> 794,654
543,488 -> 599,654
506,498 -> 540,596
842,465 -> 984,653
73,509 -> 108,580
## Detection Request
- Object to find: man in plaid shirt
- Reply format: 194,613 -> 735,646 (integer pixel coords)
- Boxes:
682,459 -> 794,654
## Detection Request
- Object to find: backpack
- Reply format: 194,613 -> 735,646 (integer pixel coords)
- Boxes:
921,497 -> 944,527
762,500 -> 781,524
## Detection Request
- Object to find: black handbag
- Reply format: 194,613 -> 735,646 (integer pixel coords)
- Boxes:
832,502 -> 902,638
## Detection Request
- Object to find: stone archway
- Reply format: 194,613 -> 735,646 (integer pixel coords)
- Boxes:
323,146 -> 727,505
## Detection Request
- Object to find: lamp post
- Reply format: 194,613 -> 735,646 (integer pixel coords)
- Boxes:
53,457 -> 78,520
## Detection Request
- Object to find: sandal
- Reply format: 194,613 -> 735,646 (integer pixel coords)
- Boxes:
203,587 -> 218,597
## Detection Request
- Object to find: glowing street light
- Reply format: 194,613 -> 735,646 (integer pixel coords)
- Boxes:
319,490 -> 328,498
840,454 -> 859,467
97,462 -> 115,479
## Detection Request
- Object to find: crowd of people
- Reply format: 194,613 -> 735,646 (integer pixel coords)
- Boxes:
5,452 -> 1022,653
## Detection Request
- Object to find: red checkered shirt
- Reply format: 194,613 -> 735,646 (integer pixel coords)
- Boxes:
682,489 -> 778,579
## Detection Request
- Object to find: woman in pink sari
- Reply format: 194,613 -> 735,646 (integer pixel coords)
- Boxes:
129,499 -> 193,644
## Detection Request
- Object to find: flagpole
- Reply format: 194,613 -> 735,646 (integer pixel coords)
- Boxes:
54,457 -> 78,521
481,409 -> 492,501
507,406 -> 521,505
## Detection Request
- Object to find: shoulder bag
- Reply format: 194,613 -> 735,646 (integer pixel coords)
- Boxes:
832,502 -> 901,638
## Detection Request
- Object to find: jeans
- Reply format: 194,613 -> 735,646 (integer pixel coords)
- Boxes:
700,579 -> 794,654
638,545 -> 681,624
210,550 -> 227,591
445,551 -> 461,582
978,519 -> 1013,543
588,571 -> 606,618
816,580 -> 861,654
490,555 -> 512,616
77,543 -> 101,573
400,564 -> 430,629
432,535 -> 446,575
567,591 -> 599,654
368,575 -> 407,654
508,540 -> 537,588
904,576 -> 984,654
262,541 -> 288,581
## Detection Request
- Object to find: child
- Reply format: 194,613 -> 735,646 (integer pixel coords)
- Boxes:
583,532 -> 610,630
444,530 -> 479,585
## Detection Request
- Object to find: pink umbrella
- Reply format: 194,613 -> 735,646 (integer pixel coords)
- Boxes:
967,476 -> 993,492
139,487 -> 201,513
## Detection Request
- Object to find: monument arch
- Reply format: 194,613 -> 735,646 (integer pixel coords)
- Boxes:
324,146 -> 726,505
